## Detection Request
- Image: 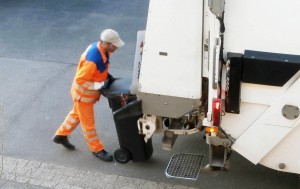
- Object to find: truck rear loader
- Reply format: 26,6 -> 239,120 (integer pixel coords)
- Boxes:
114,0 -> 300,181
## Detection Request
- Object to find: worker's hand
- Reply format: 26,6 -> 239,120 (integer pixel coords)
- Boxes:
101,73 -> 116,90
107,73 -> 115,83
93,81 -> 105,90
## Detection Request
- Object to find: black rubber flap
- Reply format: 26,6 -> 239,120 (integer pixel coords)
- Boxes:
242,50 -> 300,86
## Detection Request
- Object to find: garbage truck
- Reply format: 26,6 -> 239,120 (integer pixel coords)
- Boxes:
111,0 -> 300,180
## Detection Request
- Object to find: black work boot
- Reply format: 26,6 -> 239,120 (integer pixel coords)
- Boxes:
93,149 -> 113,162
52,135 -> 75,150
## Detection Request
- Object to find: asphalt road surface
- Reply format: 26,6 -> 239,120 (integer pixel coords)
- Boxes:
0,0 -> 298,188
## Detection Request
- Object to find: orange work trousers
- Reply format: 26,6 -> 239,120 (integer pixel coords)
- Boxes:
55,100 -> 104,153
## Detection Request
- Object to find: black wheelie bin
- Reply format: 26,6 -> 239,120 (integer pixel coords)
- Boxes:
101,77 -> 153,163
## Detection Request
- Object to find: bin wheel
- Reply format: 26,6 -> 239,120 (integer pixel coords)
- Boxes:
114,148 -> 131,164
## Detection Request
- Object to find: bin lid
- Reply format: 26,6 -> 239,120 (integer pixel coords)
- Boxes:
101,77 -> 132,98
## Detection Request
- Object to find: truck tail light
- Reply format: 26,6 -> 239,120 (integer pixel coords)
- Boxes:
212,98 -> 222,126
205,127 -> 219,133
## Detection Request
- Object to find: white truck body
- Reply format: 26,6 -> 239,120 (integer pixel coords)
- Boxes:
131,0 -> 300,175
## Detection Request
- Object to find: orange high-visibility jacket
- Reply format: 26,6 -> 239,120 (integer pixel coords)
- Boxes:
70,42 -> 110,103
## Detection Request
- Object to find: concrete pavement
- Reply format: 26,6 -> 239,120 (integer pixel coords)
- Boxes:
0,155 -> 197,189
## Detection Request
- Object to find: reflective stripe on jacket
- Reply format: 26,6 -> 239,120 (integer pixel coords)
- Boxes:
71,42 -> 110,103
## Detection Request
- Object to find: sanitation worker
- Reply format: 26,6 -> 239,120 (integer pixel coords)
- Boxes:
52,29 -> 124,162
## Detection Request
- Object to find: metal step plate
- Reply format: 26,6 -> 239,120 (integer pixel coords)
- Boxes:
165,153 -> 205,180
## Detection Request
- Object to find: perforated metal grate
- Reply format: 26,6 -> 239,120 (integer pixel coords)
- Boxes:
165,153 -> 205,180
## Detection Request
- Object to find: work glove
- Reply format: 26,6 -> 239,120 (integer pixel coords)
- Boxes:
101,73 -> 116,90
